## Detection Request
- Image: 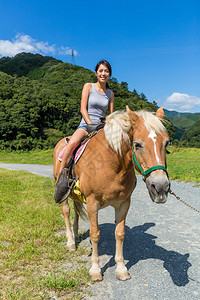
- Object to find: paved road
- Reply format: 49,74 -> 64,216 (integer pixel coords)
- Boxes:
0,163 -> 54,179
1,163 -> 200,299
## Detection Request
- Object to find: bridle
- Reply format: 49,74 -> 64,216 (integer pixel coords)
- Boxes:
132,141 -> 168,179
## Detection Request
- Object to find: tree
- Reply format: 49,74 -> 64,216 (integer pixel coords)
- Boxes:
181,117 -> 200,148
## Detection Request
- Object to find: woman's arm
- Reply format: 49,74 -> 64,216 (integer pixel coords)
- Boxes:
108,91 -> 114,114
80,83 -> 92,124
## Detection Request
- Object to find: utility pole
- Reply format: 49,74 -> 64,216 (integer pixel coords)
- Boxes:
71,50 -> 75,66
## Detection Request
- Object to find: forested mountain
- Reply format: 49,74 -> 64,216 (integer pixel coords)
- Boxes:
0,53 -> 174,150
164,109 -> 200,140
164,109 -> 200,122
181,117 -> 200,148
0,52 -> 61,77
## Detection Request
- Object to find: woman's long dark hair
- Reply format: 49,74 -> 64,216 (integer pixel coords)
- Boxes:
95,60 -> 112,89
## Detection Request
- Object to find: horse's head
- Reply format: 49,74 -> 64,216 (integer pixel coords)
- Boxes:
127,106 -> 170,204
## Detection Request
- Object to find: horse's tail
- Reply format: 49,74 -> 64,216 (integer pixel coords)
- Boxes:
73,200 -> 88,221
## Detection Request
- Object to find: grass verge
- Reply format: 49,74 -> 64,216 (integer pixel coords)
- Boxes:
0,169 -> 91,299
167,147 -> 200,183
0,149 -> 53,165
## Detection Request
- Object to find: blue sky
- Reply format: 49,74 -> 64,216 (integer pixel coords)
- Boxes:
0,0 -> 200,112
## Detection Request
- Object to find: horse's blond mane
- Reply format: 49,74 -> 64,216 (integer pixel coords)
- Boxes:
104,110 -> 167,154
135,110 -> 167,134
104,111 -> 131,155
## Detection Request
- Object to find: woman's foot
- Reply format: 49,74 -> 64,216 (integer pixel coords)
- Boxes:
55,168 -> 70,203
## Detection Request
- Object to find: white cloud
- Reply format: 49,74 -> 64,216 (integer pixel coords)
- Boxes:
59,47 -> 78,56
165,92 -> 200,112
0,34 -> 77,57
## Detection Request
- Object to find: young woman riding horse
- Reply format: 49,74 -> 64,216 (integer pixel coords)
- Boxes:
55,60 -> 114,203
53,105 -> 170,281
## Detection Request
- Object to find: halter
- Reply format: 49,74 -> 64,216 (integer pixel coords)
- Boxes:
132,141 -> 168,179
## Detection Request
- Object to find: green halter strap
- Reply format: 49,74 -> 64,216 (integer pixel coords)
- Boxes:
132,142 -> 168,178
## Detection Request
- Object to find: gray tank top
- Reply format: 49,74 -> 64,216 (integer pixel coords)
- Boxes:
79,83 -> 111,126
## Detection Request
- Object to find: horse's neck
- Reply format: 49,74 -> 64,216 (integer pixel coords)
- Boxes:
102,128 -> 133,172
75,129 -> 134,185
93,129 -> 133,169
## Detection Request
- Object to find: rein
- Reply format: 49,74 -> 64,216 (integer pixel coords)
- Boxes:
132,141 -> 168,179
169,189 -> 200,213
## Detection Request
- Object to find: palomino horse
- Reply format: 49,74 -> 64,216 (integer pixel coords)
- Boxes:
53,106 -> 170,281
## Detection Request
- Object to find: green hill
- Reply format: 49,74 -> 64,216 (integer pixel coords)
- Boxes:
164,109 -> 200,140
0,52 -> 61,78
164,109 -> 200,122
0,53 -> 174,150
181,117 -> 200,147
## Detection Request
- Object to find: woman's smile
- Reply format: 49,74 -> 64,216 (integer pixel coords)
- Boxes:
95,64 -> 110,82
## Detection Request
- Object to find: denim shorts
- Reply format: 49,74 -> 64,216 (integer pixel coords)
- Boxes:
77,125 -> 88,131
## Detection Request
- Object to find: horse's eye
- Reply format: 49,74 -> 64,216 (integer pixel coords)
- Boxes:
134,142 -> 143,150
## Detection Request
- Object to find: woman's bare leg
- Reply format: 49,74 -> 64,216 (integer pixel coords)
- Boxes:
59,128 -> 88,173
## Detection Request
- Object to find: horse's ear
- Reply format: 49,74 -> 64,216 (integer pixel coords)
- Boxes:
126,105 -> 139,123
156,107 -> 164,120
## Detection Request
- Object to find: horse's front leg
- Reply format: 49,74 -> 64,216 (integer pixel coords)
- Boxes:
62,200 -> 76,251
87,198 -> 102,281
115,198 -> 131,280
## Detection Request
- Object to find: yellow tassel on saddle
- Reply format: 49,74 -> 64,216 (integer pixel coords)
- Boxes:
72,180 -> 87,204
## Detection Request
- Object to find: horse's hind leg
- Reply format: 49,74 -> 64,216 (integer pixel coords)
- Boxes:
72,201 -> 80,243
87,198 -> 102,281
62,200 -> 76,251
115,198 -> 131,280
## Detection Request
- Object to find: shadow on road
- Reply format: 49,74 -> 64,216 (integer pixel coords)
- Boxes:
82,222 -> 191,286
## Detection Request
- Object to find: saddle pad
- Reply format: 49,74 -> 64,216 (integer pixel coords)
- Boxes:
58,145 -> 67,162
74,141 -> 89,164
58,140 -> 89,164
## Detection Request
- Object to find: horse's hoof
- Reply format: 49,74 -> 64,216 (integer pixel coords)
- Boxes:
67,243 -> 76,251
89,272 -> 103,281
89,264 -> 103,281
116,271 -> 131,281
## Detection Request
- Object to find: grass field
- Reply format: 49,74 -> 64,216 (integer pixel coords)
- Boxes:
0,149 -> 53,165
0,169 -> 91,299
167,147 -> 200,183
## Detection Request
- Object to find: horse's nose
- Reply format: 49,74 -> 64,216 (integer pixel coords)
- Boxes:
146,172 -> 170,203
150,181 -> 170,202
151,178 -> 170,194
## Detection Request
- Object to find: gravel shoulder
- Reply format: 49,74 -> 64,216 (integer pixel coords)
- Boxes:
1,163 -> 200,300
